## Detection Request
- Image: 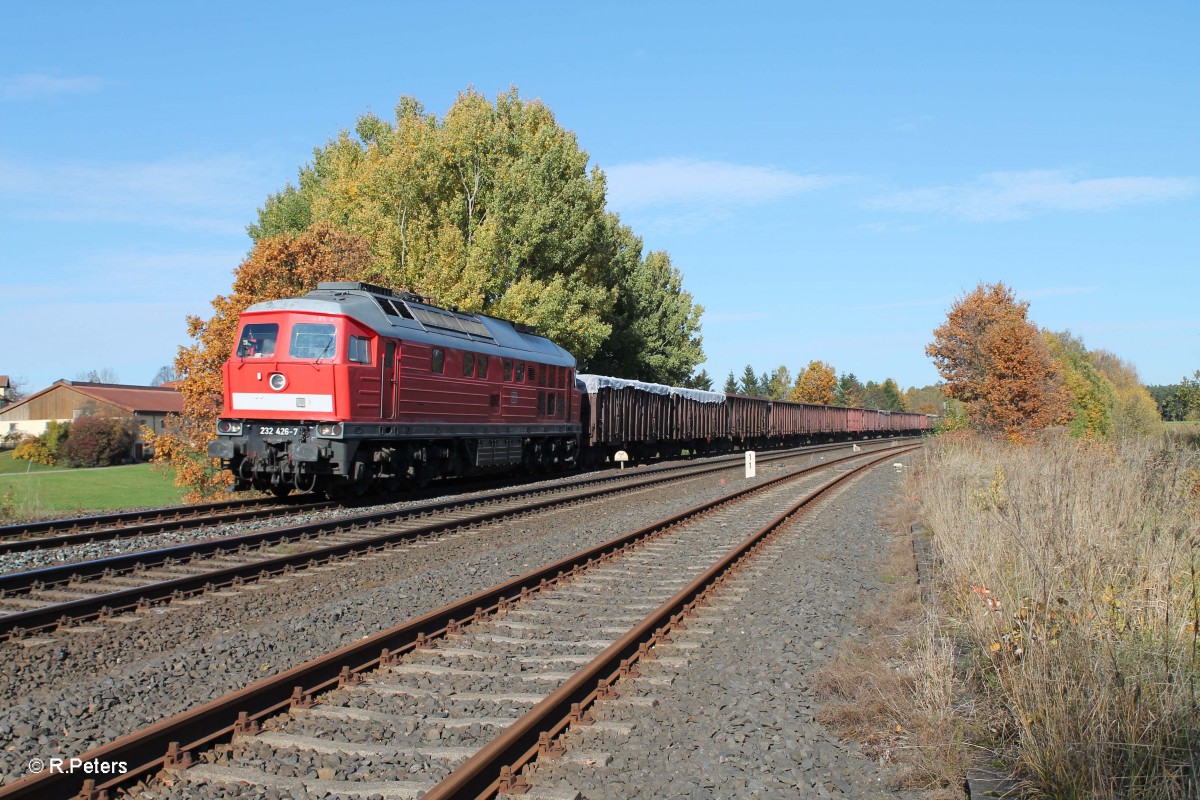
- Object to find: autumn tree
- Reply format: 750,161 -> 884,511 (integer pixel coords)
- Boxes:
789,360 -> 837,405
150,225 -> 372,499
927,282 -> 1069,439
1043,331 -> 1115,438
58,416 -> 137,467
902,384 -> 946,415
251,88 -> 703,375
1089,350 -> 1162,436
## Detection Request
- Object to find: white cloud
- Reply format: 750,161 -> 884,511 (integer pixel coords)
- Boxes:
867,169 -> 1198,222
0,73 -> 105,100
606,157 -> 846,210
0,154 -> 271,234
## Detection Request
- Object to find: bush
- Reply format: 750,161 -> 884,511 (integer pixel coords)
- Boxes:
57,416 -> 137,468
11,420 -> 70,466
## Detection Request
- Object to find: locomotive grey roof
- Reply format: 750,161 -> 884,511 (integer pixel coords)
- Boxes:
576,374 -> 726,405
242,282 -> 575,366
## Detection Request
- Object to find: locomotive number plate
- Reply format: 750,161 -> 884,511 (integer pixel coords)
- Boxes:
258,426 -> 300,436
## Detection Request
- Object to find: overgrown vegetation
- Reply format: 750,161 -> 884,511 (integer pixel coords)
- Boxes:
909,433 -> 1199,798
928,282 -> 1161,440
11,416 -> 137,468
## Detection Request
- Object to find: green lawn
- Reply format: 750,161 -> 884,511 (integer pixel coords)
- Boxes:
0,460 -> 186,518
0,450 -> 57,474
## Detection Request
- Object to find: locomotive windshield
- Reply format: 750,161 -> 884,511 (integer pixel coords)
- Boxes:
290,323 -> 337,359
237,323 -> 278,357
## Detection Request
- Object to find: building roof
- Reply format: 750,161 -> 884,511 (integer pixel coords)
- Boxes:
69,382 -> 184,414
0,376 -> 10,388
0,380 -> 183,418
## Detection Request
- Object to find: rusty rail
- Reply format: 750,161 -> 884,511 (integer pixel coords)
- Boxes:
423,444 -> 920,799
0,443 -> 919,800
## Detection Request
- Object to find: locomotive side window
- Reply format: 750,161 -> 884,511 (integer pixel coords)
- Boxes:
237,323 -> 278,357
537,391 -> 545,415
547,393 -> 556,416
516,362 -> 525,382
463,352 -> 475,377
431,348 -> 444,373
290,323 -> 337,359
349,336 -> 371,364
503,359 -> 513,381
477,354 -> 489,379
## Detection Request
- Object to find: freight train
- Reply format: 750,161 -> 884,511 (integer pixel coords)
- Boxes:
208,282 -> 931,496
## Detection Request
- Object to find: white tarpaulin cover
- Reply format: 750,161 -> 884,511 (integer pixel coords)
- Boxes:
576,374 -> 726,405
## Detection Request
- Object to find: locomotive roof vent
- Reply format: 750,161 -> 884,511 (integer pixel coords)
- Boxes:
311,280 -> 537,341
316,281 -> 435,306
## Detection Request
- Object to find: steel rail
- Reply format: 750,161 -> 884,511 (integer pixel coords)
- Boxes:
0,443 -> 918,800
0,499 -> 338,557
0,440 -> 913,639
0,437 -> 912,555
425,444 -> 921,799
0,496 -> 285,544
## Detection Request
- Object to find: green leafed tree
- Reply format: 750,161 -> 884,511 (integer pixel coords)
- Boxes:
723,371 -> 740,394
764,366 -> 792,400
247,87 -> 704,373
586,246 -> 705,384
739,365 -> 761,397
834,373 -> 866,408
862,378 -> 905,411
683,369 -> 714,391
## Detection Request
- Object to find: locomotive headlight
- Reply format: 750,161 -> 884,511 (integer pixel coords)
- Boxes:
268,373 -> 287,391
216,420 -> 243,435
316,423 -> 343,438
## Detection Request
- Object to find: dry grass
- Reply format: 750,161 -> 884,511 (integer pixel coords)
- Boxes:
912,432 -> 1200,799
815,486 -> 977,798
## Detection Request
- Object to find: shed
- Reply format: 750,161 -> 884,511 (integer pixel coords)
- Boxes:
0,381 -> 184,459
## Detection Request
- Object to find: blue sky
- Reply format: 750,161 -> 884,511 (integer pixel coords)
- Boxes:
2,1 -> 1196,394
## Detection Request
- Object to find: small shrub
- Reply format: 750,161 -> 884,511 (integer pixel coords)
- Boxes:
13,421 -> 73,466
58,416 -> 137,468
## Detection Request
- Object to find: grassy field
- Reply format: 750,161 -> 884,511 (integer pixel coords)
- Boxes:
914,433 -> 1199,797
0,450 -> 57,474
0,458 -> 186,518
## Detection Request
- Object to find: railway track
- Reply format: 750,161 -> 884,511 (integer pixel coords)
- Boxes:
0,439 -> 895,566
0,443 -> 919,800
0,439 -> 915,640
0,496 -> 323,555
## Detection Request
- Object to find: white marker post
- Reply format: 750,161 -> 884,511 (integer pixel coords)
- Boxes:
745,450 -> 756,479
614,450 -> 629,470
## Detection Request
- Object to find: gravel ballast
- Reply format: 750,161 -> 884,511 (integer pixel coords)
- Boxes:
519,455 -> 924,799
0,447 -> 886,785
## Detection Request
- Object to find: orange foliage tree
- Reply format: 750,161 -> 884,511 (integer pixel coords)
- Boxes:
150,224 -> 372,500
927,282 -> 1069,440
789,360 -> 838,405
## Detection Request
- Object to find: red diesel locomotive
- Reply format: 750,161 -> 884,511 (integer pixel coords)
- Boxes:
208,282 -> 581,495
209,282 -> 932,496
